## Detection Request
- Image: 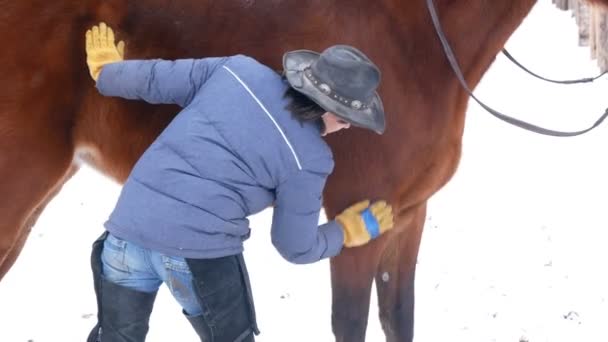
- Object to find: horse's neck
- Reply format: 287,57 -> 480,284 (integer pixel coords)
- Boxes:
437,0 -> 537,88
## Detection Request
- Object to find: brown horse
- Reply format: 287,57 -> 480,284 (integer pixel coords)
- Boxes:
1,0 -> 606,341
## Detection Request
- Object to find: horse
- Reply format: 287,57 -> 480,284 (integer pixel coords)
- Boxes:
1,0 -> 606,341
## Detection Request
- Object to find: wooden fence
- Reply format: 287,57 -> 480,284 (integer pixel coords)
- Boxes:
552,0 -> 608,70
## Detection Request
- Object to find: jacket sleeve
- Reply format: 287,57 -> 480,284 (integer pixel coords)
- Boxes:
96,57 -> 227,107
270,167 -> 344,264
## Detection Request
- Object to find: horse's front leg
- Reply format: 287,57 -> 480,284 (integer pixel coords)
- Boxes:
0,124 -> 75,280
330,236 -> 389,342
375,203 -> 427,342
0,164 -> 79,278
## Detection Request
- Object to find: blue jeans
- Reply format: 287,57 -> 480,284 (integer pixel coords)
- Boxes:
101,233 -> 203,316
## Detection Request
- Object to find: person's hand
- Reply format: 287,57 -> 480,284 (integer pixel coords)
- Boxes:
85,22 -> 125,81
335,200 -> 394,248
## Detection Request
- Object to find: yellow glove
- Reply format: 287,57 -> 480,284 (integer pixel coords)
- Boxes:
335,200 -> 394,248
85,22 -> 125,81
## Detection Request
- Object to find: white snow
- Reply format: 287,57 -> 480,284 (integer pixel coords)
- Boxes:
2,1 -> 608,341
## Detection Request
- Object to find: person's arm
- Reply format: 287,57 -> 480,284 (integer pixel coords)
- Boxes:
271,169 -> 344,264
271,167 -> 394,264
85,22 -> 225,107
96,57 -> 226,107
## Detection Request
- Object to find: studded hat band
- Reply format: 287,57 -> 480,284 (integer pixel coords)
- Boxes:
304,68 -> 368,110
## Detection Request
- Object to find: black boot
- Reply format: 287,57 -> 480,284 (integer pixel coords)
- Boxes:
88,279 -> 157,342
87,232 -> 157,342
185,312 -> 255,342
185,313 -> 211,341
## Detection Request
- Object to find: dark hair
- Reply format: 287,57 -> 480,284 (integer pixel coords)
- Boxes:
282,76 -> 326,123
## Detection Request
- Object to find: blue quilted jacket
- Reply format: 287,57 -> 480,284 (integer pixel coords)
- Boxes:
96,55 -> 344,263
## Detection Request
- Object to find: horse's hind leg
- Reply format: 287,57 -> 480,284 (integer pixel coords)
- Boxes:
0,164 -> 78,279
330,240 -> 389,342
375,204 -> 427,342
0,132 -> 74,280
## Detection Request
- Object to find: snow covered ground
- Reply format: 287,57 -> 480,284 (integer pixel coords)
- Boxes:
2,1 -> 608,341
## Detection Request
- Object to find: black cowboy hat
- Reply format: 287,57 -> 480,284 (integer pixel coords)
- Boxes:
283,45 -> 386,134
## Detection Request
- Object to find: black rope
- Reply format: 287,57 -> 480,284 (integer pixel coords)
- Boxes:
502,49 -> 608,84
425,0 -> 608,137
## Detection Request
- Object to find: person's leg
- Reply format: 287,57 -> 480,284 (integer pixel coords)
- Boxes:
88,232 -> 162,342
149,253 -> 211,340
184,254 -> 259,342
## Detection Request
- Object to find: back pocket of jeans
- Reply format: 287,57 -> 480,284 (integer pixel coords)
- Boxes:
161,255 -> 192,273
101,234 -> 129,273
